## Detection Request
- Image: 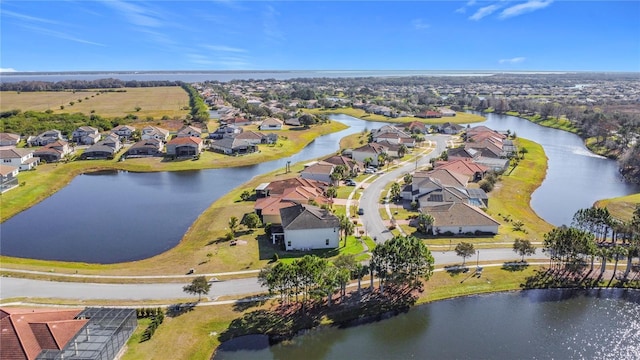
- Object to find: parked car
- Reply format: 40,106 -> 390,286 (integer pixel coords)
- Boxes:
364,168 -> 376,174
357,208 -> 364,215
345,179 -> 357,186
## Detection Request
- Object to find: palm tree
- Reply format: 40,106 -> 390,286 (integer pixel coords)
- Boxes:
364,157 -> 373,168
228,216 -> 239,237
417,213 -> 434,234
390,182 -> 401,201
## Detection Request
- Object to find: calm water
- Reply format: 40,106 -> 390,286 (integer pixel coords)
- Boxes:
469,112 -> 639,226
1,113 -> 637,263
0,115 -> 386,263
0,70 -> 504,83
214,289 -> 640,360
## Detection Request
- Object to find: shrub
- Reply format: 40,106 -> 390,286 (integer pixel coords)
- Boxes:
479,180 -> 494,193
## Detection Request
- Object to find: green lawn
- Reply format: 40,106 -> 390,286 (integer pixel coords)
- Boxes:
594,193 -> 640,221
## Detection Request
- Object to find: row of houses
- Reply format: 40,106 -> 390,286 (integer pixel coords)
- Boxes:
252,154 -> 361,251
402,159 -> 501,235
448,125 -> 517,172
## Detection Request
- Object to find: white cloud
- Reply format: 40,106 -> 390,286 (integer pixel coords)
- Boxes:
100,0 -> 162,28
469,4 -> 501,21
20,25 -> 105,46
263,5 -> 284,43
203,45 -> 247,53
0,68 -> 17,72
1,10 -> 60,25
412,19 -> 430,30
500,0 -> 554,19
499,57 -> 526,64
455,0 -> 477,14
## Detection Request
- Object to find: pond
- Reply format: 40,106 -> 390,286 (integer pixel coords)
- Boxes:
213,289 -> 640,360
0,115 -> 387,263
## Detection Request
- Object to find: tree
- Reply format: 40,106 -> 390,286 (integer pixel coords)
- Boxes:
403,173 -> 413,185
241,212 -> 262,229
299,113 -> 315,127
338,214 -> 354,246
455,242 -> 475,266
364,157 -> 373,168
390,182 -> 401,201
371,235 -> 434,291
519,147 -> 528,159
326,186 -> 337,199
513,238 -> 536,262
228,216 -> 239,236
240,190 -> 252,201
417,213 -> 434,234
183,276 -> 211,301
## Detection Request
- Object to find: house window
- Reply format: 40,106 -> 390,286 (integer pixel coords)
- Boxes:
3,159 -> 11,163
287,241 -> 291,247
326,239 -> 329,246
459,227 -> 463,233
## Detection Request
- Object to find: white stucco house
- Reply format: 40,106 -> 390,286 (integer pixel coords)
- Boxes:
0,147 -> 39,171
279,204 -> 340,251
423,202 -> 500,235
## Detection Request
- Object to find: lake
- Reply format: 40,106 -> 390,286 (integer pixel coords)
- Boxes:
213,289 -> 640,360
0,113 -> 637,263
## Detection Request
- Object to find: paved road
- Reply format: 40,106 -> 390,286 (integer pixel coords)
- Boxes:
0,249 -> 547,301
360,135 -> 450,243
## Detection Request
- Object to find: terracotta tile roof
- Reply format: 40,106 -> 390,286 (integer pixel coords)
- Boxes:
265,178 -> 328,196
435,159 -> 488,177
414,168 -> 468,188
1,307 -> 85,360
167,136 -> 203,145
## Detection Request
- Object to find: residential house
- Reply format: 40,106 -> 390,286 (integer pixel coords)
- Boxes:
255,185 -> 329,226
176,125 -> 203,138
27,130 -> 63,147
439,122 -> 465,135
405,121 -> 428,134
422,202 -> 499,235
0,133 -> 20,147
141,126 -> 170,142
72,126 -> 100,145
208,125 -> 243,139
166,136 -> 203,157
371,125 -> 415,147
33,140 -> 72,163
415,110 -> 442,119
111,125 -> 136,139
284,117 -> 301,126
434,159 -> 489,182
256,177 -> 329,198
278,204 -> 340,251
402,169 -> 468,201
0,147 -> 38,170
126,138 -> 163,157
81,134 -> 123,159
235,131 -> 271,145
351,143 -> 388,167
0,307 -> 137,360
222,117 -> 252,127
322,155 -> 362,177
300,161 -> 335,184
439,108 -> 457,117
209,137 -> 257,155
259,118 -> 284,130
0,164 -> 19,192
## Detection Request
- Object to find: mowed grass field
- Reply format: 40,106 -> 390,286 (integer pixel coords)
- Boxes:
0,87 -> 189,119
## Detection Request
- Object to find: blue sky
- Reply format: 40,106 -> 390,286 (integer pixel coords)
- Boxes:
1,1 -> 638,72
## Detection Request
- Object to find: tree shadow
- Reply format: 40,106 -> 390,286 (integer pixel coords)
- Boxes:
165,302 -> 197,317
502,261 -> 529,272
232,296 -> 269,312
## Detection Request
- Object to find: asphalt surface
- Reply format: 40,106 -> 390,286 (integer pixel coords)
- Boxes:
360,134 -> 450,242
0,248 -> 546,301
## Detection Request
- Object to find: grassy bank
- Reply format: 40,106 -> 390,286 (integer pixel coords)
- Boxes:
594,193 -> 640,221
0,121 -> 346,223
307,107 -> 485,125
504,111 -> 578,133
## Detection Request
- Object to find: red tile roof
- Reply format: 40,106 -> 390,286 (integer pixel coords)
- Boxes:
1,307 -> 86,360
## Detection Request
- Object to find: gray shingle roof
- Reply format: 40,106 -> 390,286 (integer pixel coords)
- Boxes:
280,204 -> 340,230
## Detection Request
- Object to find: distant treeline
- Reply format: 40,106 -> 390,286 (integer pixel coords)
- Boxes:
0,78 -> 182,92
0,110 -> 131,138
